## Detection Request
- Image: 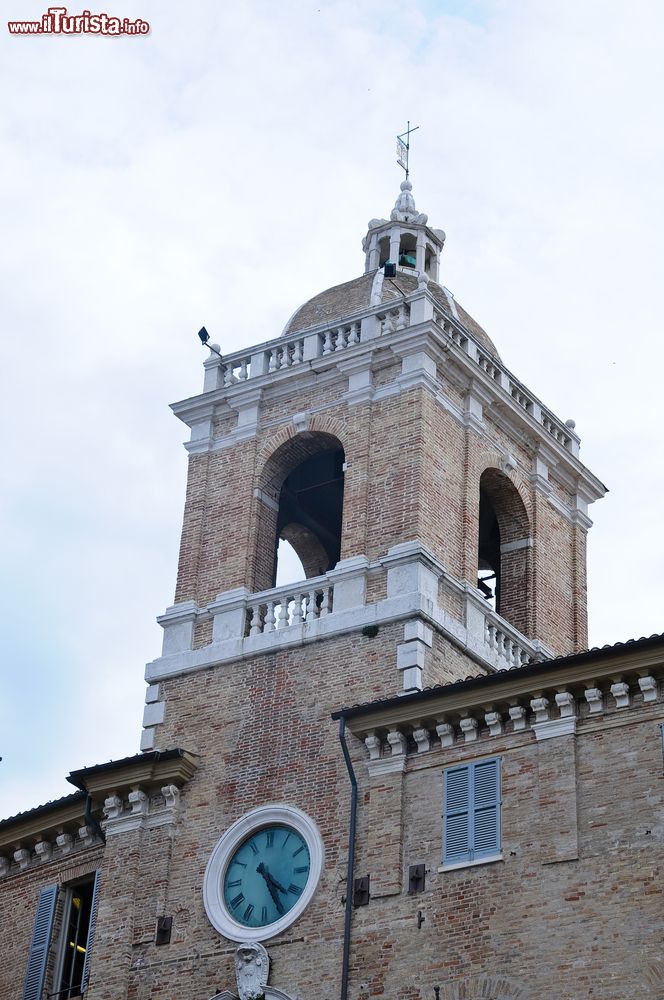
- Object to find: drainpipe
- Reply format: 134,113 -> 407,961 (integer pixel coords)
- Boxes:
85,794 -> 106,845
338,715 -> 358,1000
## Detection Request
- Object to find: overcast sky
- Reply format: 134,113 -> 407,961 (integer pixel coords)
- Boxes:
1,0 -> 663,819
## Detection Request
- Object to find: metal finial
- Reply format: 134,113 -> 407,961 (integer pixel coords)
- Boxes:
396,120 -> 420,180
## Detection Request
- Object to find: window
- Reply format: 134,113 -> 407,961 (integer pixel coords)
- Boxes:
22,872 -> 100,1000
54,876 -> 99,997
443,758 -> 501,867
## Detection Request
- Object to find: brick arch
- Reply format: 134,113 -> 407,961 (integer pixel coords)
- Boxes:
479,467 -> 532,637
251,430 -> 346,591
439,976 -> 530,1000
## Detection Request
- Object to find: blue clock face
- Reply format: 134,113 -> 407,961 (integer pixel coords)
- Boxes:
222,824 -> 311,928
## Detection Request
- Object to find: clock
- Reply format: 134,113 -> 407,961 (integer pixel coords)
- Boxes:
203,804 -> 324,942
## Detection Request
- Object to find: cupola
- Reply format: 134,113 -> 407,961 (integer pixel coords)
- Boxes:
362,180 -> 446,281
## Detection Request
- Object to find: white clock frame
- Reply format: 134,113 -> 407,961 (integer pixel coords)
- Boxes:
203,804 -> 324,942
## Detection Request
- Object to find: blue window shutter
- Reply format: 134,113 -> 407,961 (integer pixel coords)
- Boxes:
444,765 -> 471,864
472,758 -> 500,858
22,884 -> 58,1000
81,870 -> 101,993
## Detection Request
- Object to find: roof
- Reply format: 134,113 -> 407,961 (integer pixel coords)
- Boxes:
0,748 -> 199,834
331,632 -> 664,721
283,269 -> 501,360
0,791 -> 85,831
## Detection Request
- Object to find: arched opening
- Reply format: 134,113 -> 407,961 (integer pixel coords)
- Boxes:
378,236 -> 390,267
478,469 -> 531,635
424,242 -> 437,278
275,539 -> 306,587
398,232 -> 417,268
253,433 -> 345,592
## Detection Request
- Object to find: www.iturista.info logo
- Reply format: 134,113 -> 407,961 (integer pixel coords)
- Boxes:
8,7 -> 150,34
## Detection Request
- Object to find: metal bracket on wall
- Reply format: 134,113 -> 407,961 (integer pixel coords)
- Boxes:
353,875 -> 370,907
408,863 -> 426,894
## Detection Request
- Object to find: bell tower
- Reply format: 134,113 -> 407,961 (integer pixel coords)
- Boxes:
3,178 -> 613,1000
363,179 -> 446,279
142,179 -> 605,756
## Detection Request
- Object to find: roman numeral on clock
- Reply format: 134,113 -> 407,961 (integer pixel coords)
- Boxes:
243,904 -> 254,921
288,883 -> 302,895
230,892 -> 245,909
261,906 -> 268,923
294,866 -> 308,874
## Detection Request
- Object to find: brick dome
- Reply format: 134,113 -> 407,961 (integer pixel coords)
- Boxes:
282,269 -> 501,360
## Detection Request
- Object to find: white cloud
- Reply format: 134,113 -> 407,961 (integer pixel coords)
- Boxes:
1,0 -> 663,816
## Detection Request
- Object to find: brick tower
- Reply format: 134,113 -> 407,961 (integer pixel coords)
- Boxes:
143,177 -> 604,742
18,180 -> 664,1000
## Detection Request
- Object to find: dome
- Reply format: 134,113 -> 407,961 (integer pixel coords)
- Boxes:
282,269 -> 501,360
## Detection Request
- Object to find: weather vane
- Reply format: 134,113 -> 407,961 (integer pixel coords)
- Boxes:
396,121 -> 419,180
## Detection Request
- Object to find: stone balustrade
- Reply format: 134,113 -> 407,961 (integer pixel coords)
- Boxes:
361,670 -> 661,770
149,544 -> 547,689
246,579 -> 333,636
201,286 -> 579,461
431,310 -> 580,457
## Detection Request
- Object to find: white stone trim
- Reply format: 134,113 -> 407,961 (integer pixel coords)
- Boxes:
584,687 -> 603,713
140,727 -> 156,752
146,544 -> 549,683
364,734 -> 381,760
387,730 -> 408,756
145,683 -> 160,704
509,706 -> 527,731
203,804 -> 324,943
367,755 -> 406,777
439,853 -> 503,873
142,701 -> 165,727
532,717 -> 577,740
530,697 -> 550,724
639,675 -> 658,702
610,681 -> 630,708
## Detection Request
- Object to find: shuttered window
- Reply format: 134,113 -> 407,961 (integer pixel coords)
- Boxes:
81,869 -> 101,993
443,758 -> 501,865
22,884 -> 58,1000
55,870 -> 101,998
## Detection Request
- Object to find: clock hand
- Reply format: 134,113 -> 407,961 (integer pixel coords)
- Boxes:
257,862 -> 285,914
266,872 -> 288,894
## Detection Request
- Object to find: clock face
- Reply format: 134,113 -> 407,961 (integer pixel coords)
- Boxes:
222,824 -> 311,928
203,804 -> 323,942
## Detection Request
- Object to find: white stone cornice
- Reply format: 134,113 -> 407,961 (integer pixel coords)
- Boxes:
530,697 -> 550,724
412,726 -> 431,753
56,833 -> 74,855
14,848 -> 30,870
639,676 -> 658,702
436,722 -> 455,747
584,688 -> 603,713
533,717 -> 577,740
555,691 -> 576,718
146,546 -> 547,683
459,717 -> 478,742
367,755 -> 406,777
386,730 -> 408,756
610,681 -> 630,709
509,705 -> 527,731
34,840 -> 52,863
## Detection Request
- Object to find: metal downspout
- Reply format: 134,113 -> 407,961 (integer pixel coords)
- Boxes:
85,794 -> 106,845
338,715 -> 358,1000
